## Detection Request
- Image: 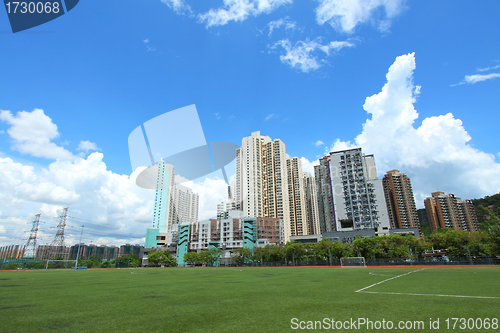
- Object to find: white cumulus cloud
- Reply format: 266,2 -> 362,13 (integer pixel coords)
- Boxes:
0,110 -> 236,247
272,38 -> 354,72
199,0 -> 292,28
0,109 -> 74,160
0,153 -> 155,247
330,52 -> 500,205
315,0 -> 405,33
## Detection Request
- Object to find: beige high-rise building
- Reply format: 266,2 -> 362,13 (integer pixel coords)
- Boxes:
303,172 -> 320,235
424,191 -> 479,232
236,131 -> 310,242
382,170 -> 419,229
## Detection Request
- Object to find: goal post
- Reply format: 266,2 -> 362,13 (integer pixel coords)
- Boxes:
44,259 -> 76,270
340,257 -> 366,268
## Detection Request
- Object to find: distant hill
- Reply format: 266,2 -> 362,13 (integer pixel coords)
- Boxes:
472,193 -> 500,232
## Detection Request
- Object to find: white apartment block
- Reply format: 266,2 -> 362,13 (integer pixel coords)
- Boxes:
328,148 -> 390,234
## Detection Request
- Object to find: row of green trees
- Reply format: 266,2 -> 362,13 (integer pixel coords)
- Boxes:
1,254 -> 143,270
228,229 -> 500,264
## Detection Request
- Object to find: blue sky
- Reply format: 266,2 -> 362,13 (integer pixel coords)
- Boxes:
1,0 -> 499,246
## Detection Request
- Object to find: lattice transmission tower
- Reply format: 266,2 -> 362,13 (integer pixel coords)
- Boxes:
23,214 -> 41,258
49,207 -> 69,259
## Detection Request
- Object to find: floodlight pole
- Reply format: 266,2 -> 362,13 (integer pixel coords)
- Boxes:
75,225 -> 85,268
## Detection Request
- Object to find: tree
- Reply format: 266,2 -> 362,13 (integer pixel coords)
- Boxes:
115,255 -> 141,268
184,251 -> 201,266
476,205 -> 500,233
198,248 -> 221,266
230,247 -> 252,264
148,251 -> 177,267
2,263 -> 21,270
284,242 -> 307,264
100,260 -> 114,268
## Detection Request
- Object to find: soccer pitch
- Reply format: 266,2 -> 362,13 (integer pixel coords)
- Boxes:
0,267 -> 499,332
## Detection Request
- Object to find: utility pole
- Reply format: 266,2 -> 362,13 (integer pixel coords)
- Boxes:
49,208 -> 68,259
23,214 -> 41,259
75,225 -> 85,268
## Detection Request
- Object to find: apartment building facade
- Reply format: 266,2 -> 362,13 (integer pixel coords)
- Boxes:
382,170 -> 419,229
316,148 -> 390,235
424,191 -> 479,232
235,131 -> 311,242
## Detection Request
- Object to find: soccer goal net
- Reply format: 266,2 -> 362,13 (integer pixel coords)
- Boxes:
340,257 -> 366,268
44,260 -> 76,270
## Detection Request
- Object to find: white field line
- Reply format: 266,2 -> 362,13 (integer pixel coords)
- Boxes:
359,291 -> 500,299
357,268 -> 500,299
356,268 -> 426,293
369,272 -> 394,277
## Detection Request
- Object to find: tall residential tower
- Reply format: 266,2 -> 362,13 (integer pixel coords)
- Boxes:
382,170 -> 419,229
235,131 -> 312,242
145,161 -> 199,248
315,148 -> 390,235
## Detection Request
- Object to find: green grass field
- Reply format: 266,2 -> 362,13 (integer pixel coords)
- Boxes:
0,266 -> 499,332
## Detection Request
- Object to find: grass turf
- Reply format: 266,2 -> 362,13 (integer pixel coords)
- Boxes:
0,267 -> 499,332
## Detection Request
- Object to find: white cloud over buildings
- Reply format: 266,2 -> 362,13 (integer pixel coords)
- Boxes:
0,109 -> 74,160
328,52 -> 500,205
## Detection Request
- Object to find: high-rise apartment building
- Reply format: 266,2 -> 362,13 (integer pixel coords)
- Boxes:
382,170 -> 419,229
235,131 -> 310,242
316,148 -> 390,234
314,156 -> 335,233
145,161 -> 199,248
424,191 -> 479,232
303,172 -> 320,235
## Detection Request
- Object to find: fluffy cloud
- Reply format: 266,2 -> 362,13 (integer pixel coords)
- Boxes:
160,0 -> 192,14
330,53 -> 500,205
315,0 -> 405,33
272,38 -> 354,72
300,157 -> 319,176
188,177 -> 229,220
77,140 -> 100,153
0,153 -> 154,247
0,110 -> 233,246
199,0 -> 292,27
0,109 -> 74,160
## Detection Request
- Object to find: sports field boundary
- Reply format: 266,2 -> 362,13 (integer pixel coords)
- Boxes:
355,267 -> 500,299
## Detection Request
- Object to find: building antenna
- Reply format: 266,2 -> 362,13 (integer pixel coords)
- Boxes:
23,214 -> 41,258
49,207 -> 69,259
